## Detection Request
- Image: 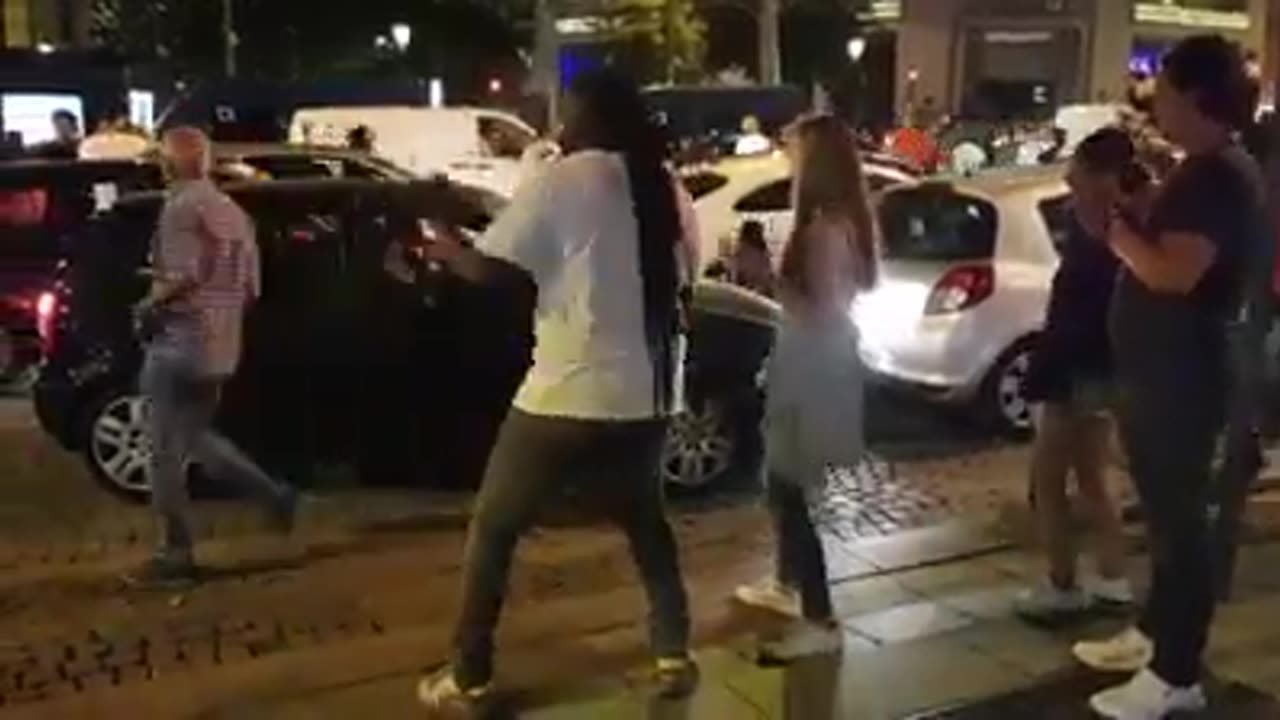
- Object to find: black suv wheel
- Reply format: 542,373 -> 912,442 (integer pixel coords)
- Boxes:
80,387 -> 153,501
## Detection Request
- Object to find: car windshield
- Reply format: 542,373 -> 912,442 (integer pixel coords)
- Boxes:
877,186 -> 998,261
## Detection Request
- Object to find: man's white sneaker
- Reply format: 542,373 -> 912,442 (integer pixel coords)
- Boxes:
759,620 -> 845,662
1014,583 -> 1092,622
416,666 -> 493,711
734,579 -> 802,619
1090,577 -> 1136,609
1073,627 -> 1154,672
1090,668 -> 1206,719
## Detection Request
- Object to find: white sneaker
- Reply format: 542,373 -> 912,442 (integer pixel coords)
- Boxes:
1089,577 -> 1136,608
1014,583 -> 1092,621
1073,627 -> 1154,672
1090,668 -> 1206,719
734,579 -> 802,619
416,667 -> 493,711
760,620 -> 845,661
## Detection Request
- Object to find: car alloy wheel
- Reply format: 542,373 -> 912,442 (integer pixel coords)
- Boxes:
995,348 -> 1033,434
662,402 -> 735,490
90,394 -> 153,495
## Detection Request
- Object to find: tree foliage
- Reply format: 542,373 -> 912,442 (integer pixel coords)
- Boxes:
595,0 -> 708,83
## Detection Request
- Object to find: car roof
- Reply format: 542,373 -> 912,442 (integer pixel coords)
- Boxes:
113,177 -> 501,216
692,153 -> 915,201
0,157 -> 152,175
930,163 -> 1068,198
212,142 -> 382,159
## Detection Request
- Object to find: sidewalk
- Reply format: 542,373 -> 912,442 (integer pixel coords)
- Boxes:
12,518 -> 1280,719
225,543 -> 1280,719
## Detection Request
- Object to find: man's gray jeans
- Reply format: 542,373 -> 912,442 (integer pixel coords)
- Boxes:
141,348 -> 287,563
452,409 -> 690,688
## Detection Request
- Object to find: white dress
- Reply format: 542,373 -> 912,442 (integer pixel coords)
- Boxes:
764,219 -> 867,488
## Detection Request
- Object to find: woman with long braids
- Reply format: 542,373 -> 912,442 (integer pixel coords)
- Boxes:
417,68 -> 699,710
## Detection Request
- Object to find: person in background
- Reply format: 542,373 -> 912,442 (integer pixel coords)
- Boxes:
128,127 -> 298,588
735,115 -> 773,156
727,220 -> 775,296
346,125 -> 375,153
1015,128 -> 1142,624
417,68 -> 699,710
950,138 -> 988,176
733,115 -> 877,659
1072,35 -> 1269,719
38,110 -> 81,158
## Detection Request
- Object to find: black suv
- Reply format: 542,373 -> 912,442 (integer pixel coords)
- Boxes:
0,150 -> 415,385
34,179 -> 775,499
0,158 -> 163,384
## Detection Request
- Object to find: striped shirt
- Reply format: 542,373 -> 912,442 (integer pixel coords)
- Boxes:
152,179 -> 259,377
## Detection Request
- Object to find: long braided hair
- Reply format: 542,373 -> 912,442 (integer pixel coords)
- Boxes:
567,70 -> 682,413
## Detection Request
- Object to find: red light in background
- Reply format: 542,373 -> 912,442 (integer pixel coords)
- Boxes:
488,77 -> 503,94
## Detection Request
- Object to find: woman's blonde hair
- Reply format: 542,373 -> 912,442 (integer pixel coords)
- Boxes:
780,114 -> 878,297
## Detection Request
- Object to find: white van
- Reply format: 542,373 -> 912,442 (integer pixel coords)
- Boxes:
288,106 -> 538,197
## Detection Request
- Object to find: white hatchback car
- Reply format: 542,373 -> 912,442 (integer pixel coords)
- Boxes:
687,153 -> 916,265
856,166 -> 1070,433
691,158 -> 1073,435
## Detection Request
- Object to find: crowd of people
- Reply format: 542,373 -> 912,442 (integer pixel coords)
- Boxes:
115,29 -> 1272,719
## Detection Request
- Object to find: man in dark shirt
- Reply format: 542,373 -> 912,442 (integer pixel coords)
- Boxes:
1076,36 -> 1271,719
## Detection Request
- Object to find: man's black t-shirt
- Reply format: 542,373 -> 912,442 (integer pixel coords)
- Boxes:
1109,147 -> 1266,387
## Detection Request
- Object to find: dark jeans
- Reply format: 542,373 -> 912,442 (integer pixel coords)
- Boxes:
769,474 -> 833,622
452,409 -> 690,688
1118,377 -> 1224,687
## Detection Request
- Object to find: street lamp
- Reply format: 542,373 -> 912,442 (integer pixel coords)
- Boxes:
846,37 -> 867,63
391,23 -> 412,52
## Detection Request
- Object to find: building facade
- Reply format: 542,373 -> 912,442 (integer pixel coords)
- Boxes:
1,0 -> 94,50
885,0 -> 1273,118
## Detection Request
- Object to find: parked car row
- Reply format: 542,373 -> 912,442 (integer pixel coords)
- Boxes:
0,146 -> 426,383
32,179 -> 778,499
10,134 -> 1070,502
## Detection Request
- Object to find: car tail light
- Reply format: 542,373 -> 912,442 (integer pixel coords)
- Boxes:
924,265 -> 995,316
36,291 -> 58,354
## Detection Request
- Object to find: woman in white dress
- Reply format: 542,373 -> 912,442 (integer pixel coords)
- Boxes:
734,114 -> 878,659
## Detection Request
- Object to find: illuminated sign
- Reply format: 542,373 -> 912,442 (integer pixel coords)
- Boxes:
984,30 -> 1055,44
555,16 -> 609,36
857,0 -> 901,22
2,94 -> 83,146
1133,3 -> 1248,31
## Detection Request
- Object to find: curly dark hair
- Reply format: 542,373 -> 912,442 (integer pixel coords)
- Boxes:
1161,34 -> 1256,131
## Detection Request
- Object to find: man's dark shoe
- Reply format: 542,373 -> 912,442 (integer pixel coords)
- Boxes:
122,556 -> 200,589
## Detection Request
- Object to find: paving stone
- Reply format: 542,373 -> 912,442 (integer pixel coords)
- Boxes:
832,576 -> 920,619
941,619 -> 1074,679
893,559 -> 1008,596
848,601 -> 974,645
853,523 -> 1005,573
933,584 -> 1022,622
830,634 -> 1025,718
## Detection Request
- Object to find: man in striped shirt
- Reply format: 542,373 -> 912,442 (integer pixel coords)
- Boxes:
128,127 -> 296,588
